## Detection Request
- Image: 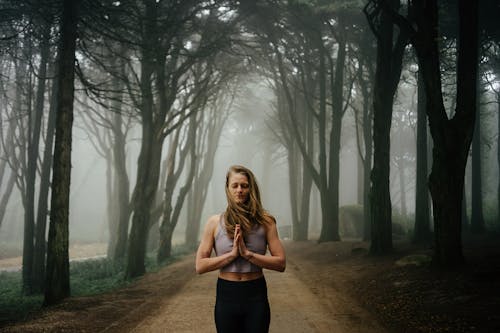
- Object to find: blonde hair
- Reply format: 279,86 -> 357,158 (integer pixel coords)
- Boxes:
224,165 -> 273,237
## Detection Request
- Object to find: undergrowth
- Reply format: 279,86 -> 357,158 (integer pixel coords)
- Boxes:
0,245 -> 191,326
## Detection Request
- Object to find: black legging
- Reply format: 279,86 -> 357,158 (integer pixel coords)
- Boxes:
214,277 -> 270,333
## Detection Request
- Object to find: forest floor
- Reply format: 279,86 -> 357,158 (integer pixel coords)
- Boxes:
1,234 -> 499,333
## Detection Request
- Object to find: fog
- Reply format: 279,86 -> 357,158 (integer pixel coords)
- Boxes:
2,75 -> 499,254
0,77 -> 410,247
1,1 -> 498,273
1,81 -> 359,247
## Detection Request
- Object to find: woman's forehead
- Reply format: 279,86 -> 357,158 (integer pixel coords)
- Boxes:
228,172 -> 249,183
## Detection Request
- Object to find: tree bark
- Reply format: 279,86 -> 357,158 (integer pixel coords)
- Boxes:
25,22 -> 50,295
0,121 -> 17,229
111,60 -> 130,261
367,0 -> 407,254
16,47 -> 33,295
298,117 -> 313,241
125,2 -> 162,278
288,143 -> 300,239
411,0 -> 478,267
44,0 -> 80,305
105,150 -> 117,257
358,58 -> 374,242
158,114 -> 197,261
498,90 -> 500,225
470,89 -> 484,232
413,71 -> 431,244
322,35 -> 347,242
125,98 -> 161,278
32,58 -> 58,294
0,172 -> 15,229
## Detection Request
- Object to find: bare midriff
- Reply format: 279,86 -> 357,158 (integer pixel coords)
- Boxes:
219,271 -> 264,281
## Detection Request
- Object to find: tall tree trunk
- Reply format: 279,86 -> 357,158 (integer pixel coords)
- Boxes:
360,61 -> 373,242
462,185 -> 468,229
298,156 -> 313,240
32,59 -> 58,293
0,172 -> 15,228
0,121 -> 17,228
366,0 -> 407,254
357,149 -> 364,205
295,100 -> 314,241
497,90 -> 500,224
363,130 -> 372,241
111,64 -> 130,260
126,115 -> 162,278
412,0 -> 478,267
44,0 -> 80,305
126,6 -> 156,278
413,71 -> 431,244
16,48 -> 33,295
25,21 -> 50,295
105,151 -> 118,258
324,37 -> 346,242
288,144 -> 301,239
158,115 -> 197,262
470,93 -> 484,232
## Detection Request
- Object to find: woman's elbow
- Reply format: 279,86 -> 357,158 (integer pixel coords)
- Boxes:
277,258 -> 286,272
195,262 -> 206,274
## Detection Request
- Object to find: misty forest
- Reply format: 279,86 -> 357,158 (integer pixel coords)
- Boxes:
1,0 -> 499,332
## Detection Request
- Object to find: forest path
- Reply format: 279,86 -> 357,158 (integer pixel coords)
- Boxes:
1,242 -> 387,333
127,253 -> 386,333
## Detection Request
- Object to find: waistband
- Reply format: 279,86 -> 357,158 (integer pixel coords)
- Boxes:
216,277 -> 268,302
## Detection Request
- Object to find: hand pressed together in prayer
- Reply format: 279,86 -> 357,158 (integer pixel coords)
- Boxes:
235,224 -> 253,261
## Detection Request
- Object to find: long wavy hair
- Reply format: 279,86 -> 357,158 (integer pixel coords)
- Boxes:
224,165 -> 272,237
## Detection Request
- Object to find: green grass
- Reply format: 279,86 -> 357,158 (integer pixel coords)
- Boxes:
70,257 -> 130,296
0,271 -> 43,325
0,245 -> 191,326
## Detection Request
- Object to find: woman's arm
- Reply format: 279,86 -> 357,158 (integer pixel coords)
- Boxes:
238,218 -> 286,272
195,215 -> 239,274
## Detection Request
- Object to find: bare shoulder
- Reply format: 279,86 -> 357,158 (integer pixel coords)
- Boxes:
262,213 -> 277,231
205,214 -> 221,234
264,213 -> 276,225
207,214 -> 220,226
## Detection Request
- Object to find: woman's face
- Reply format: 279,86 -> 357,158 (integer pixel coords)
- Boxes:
228,172 -> 250,205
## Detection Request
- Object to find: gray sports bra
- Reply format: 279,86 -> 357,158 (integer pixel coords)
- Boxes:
214,214 -> 267,273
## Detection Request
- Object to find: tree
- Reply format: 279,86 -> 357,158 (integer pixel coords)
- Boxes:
25,10 -> 53,294
413,71 -> 431,244
409,0 -> 479,267
0,116 -> 17,230
77,30 -> 135,260
270,79 -> 314,241
350,25 -> 376,241
32,59 -> 58,293
252,1 -> 355,242
364,0 -> 408,254
185,91 -> 231,248
44,0 -> 80,305
470,75 -> 485,233
124,2 -> 238,277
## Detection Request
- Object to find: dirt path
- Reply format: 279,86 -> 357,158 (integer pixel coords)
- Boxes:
127,256 -> 386,333
4,239 -> 499,333
1,242 -> 388,333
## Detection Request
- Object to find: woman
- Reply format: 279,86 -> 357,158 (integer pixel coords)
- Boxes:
195,165 -> 286,333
